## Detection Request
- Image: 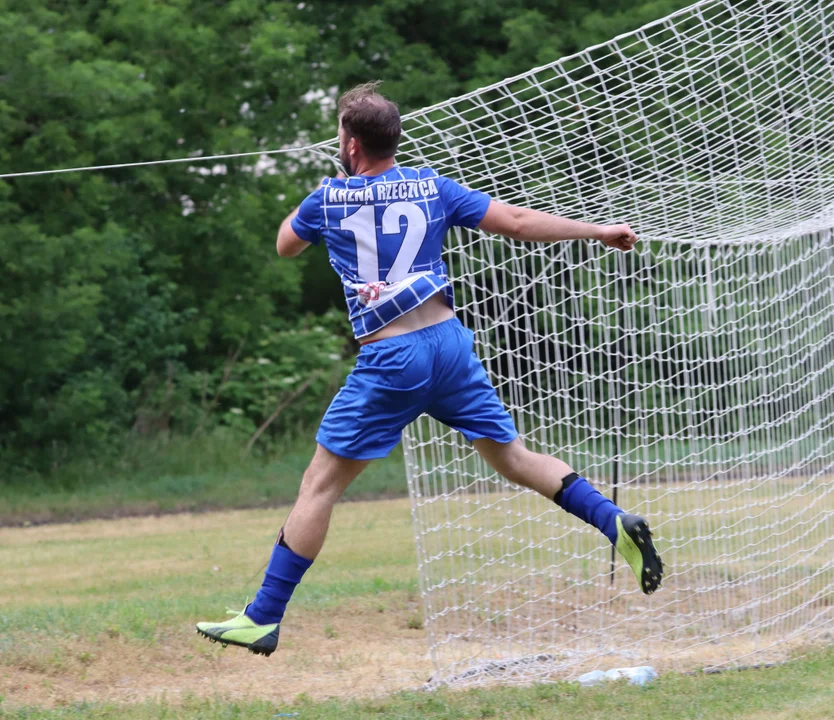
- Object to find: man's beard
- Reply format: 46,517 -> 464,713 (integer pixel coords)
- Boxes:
339,146 -> 353,176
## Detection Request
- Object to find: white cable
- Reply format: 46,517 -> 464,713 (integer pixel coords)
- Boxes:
0,145 -> 337,179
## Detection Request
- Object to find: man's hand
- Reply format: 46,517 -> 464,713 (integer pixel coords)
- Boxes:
594,223 -> 638,252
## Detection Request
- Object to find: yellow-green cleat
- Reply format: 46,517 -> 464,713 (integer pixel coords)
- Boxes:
615,514 -> 664,595
196,606 -> 279,657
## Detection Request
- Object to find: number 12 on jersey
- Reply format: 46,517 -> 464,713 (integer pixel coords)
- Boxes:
340,201 -> 428,283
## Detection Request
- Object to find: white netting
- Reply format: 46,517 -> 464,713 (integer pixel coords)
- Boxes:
384,0 -> 834,687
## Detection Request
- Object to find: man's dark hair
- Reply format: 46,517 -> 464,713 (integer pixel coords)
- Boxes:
338,81 -> 401,159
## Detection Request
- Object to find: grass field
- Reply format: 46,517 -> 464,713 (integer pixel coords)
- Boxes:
2,498 -> 834,718
0,434 -> 408,526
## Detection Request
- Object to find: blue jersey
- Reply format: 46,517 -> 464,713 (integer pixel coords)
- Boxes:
291,166 -> 491,338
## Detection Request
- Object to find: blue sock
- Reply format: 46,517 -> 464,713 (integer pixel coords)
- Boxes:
554,473 -> 623,545
246,533 -> 313,626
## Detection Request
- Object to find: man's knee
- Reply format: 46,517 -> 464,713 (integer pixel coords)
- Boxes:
502,447 -> 539,484
476,437 -> 531,482
298,463 -> 337,499
298,444 -> 370,501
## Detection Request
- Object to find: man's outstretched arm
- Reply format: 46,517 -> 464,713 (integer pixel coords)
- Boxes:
477,200 -> 638,252
276,208 -> 311,258
277,174 -> 343,258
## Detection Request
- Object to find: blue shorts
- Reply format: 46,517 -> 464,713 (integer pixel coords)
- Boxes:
317,318 -> 518,460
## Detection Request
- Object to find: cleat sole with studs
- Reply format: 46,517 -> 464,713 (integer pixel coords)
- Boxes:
196,625 -> 277,657
618,513 -> 664,595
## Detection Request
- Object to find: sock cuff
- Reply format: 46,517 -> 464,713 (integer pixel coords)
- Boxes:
553,472 -> 581,506
276,528 -> 314,566
270,541 -> 314,577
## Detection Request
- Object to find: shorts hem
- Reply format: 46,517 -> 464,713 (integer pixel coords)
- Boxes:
459,429 -> 519,445
316,436 -> 398,461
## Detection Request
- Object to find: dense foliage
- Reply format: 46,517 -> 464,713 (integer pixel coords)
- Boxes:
1,0 -> 692,475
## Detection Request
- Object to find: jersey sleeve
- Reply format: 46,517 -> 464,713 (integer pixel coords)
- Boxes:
436,176 -> 492,229
290,188 -> 324,245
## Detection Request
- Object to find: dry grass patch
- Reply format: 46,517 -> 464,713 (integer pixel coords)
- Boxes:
0,600 -> 432,709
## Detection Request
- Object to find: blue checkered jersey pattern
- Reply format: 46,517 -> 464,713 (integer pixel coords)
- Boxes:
291,166 -> 491,339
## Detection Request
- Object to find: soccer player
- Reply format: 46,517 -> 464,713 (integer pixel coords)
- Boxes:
196,82 -> 663,656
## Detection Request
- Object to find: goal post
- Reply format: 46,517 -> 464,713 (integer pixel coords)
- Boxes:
386,0 -> 834,687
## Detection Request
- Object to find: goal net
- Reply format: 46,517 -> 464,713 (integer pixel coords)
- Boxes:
382,0 -> 834,687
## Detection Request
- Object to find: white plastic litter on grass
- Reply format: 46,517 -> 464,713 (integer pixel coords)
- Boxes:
577,666 -> 658,687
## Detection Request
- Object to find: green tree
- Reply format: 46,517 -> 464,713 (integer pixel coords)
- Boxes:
0,0 -> 329,464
